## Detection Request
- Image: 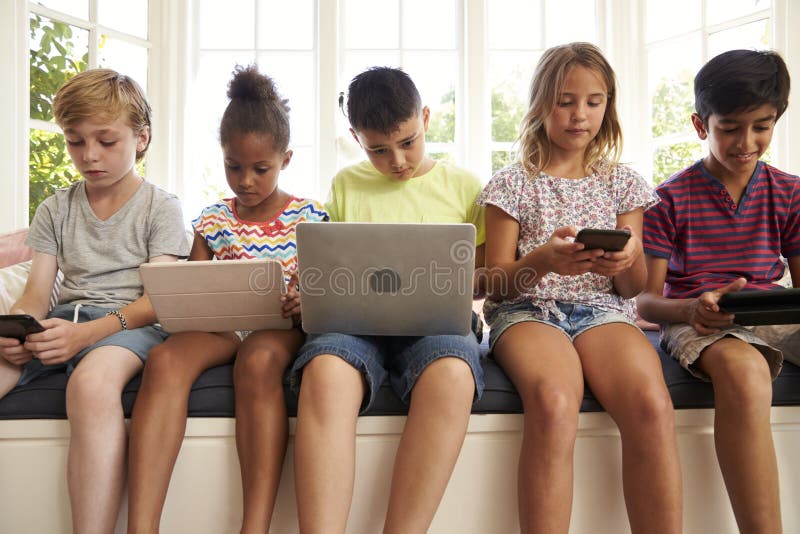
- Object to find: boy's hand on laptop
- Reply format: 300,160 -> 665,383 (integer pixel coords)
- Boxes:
23,318 -> 91,365
543,226 -> 605,276
687,278 -> 747,335
281,272 -> 302,318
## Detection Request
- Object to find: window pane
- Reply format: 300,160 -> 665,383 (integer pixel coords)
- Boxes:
545,0 -> 596,47
98,0 -> 148,38
256,53 -> 315,146
403,53 -> 458,143
29,14 -> 89,122
645,0 -> 700,43
279,146 -> 317,200
98,36 -> 148,90
198,0 -> 255,49
490,52 -> 541,143
257,0 -> 313,49
29,129 -> 80,222
343,0 -> 399,49
492,150 -> 516,174
488,0 -> 540,50
708,19 -> 770,59
33,0 -> 88,19
706,0 -> 770,26
648,36 -> 702,138
402,0 -> 456,50
652,141 -> 702,184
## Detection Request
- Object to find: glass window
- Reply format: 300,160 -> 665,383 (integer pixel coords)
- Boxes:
488,0 -> 540,50
257,0 -> 314,49
98,35 -> 149,89
401,0 -> 457,50
706,0 -> 770,26
34,0 -> 88,19
343,0 -> 400,49
545,0 -> 596,47
98,0 -> 148,39
29,15 -> 89,122
707,18 -> 770,59
645,0 -> 700,43
197,0 -> 256,49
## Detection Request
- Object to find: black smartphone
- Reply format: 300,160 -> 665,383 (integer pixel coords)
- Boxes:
575,228 -> 631,252
0,314 -> 45,342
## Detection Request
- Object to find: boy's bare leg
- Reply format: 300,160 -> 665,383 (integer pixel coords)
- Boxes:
0,359 -> 22,398
576,324 -> 682,534
64,346 -> 143,534
127,332 -> 238,534
493,323 -> 584,534
234,329 -> 303,534
697,337 -> 781,534
382,356 -> 474,534
295,355 -> 366,534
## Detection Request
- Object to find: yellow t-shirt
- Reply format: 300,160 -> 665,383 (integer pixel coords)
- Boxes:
325,160 -> 486,246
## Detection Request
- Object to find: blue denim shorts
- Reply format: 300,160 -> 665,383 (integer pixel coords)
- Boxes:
290,329 -> 484,413
488,300 -> 637,349
18,303 -> 169,386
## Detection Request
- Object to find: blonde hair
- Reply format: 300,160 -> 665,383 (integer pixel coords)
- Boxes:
53,68 -> 152,161
517,42 -> 622,177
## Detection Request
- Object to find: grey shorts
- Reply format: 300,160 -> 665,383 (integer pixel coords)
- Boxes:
18,303 -> 169,385
660,323 -> 800,381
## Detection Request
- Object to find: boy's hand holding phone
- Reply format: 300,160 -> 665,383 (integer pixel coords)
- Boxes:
0,313 -> 44,365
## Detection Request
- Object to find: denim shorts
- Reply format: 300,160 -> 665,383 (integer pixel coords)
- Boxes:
488,300 -> 637,349
290,329 -> 484,413
18,303 -> 169,386
660,322 -> 797,381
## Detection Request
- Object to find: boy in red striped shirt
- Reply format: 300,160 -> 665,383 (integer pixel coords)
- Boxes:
639,49 -> 800,532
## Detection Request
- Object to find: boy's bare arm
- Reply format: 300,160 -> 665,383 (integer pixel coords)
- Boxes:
637,255 -> 745,335
11,251 -> 59,319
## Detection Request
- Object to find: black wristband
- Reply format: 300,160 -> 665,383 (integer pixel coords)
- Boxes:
106,309 -> 128,330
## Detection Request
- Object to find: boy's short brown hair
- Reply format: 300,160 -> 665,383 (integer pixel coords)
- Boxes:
53,68 -> 152,160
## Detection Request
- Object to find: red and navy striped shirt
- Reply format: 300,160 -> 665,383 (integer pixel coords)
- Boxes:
643,160 -> 800,299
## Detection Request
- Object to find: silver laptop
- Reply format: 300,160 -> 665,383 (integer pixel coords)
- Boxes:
296,222 -> 476,336
140,259 -> 292,333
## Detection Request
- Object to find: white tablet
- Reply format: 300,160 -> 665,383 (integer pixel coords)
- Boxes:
140,259 -> 292,333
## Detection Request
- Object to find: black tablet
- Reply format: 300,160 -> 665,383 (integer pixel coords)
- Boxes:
718,288 -> 800,326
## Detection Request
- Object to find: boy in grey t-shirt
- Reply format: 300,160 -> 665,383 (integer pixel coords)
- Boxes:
0,69 -> 189,532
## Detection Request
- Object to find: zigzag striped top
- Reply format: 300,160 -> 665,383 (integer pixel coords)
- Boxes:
192,196 -> 328,279
643,160 -> 800,299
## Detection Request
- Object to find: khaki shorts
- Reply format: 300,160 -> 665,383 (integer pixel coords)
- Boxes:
661,323 -> 800,381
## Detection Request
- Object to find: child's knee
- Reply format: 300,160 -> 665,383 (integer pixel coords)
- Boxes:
522,384 -> 581,435
65,369 -> 120,416
234,347 -> 287,388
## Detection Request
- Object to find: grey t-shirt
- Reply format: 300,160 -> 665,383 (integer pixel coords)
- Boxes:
26,180 -> 190,308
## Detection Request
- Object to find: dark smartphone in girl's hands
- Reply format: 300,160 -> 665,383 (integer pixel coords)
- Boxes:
0,314 -> 45,342
575,229 -> 631,252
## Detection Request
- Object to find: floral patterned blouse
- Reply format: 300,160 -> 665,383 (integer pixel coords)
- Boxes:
477,161 -> 659,323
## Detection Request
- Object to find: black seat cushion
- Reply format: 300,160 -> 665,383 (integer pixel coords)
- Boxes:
2,331 -> 799,419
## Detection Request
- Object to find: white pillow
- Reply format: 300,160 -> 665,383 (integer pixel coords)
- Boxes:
0,261 -> 62,315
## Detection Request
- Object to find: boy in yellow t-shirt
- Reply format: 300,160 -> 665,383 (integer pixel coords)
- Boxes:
291,67 -> 485,533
